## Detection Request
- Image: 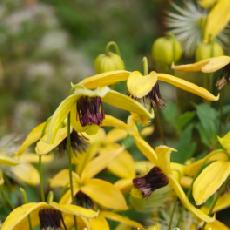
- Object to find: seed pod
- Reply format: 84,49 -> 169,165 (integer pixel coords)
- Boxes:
94,41 -> 125,73
152,35 -> 182,65
195,41 -> 223,61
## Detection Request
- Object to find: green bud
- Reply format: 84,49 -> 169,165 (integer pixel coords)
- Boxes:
94,41 -> 125,73
195,41 -> 223,61
152,35 -> 182,65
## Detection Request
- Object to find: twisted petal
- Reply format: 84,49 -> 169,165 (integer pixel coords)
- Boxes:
193,161 -> 230,205
1,202 -> 97,230
88,215 -> 109,230
127,71 -> 157,98
157,73 -> 219,101
204,0 -> 230,41
15,122 -> 47,156
81,178 -> 128,210
78,70 -> 129,89
101,115 -> 128,130
173,56 -> 230,73
214,191 -> 230,212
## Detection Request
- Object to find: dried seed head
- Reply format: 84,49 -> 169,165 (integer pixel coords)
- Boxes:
133,167 -> 169,197
216,64 -> 230,90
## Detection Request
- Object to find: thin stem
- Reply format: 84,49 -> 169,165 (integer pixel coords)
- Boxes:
168,200 -> 177,230
67,113 -> 78,230
156,109 -> 166,144
20,188 -> 33,230
219,93 -> 224,134
106,41 -> 121,55
39,155 -> 45,202
142,56 -> 148,75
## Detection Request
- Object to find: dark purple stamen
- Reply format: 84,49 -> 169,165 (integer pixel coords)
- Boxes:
75,191 -> 94,209
133,167 -> 169,197
77,96 -> 104,127
39,209 -> 67,230
59,130 -> 88,154
216,63 -> 230,90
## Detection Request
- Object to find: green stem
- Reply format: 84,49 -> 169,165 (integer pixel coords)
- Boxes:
67,113 -> 78,230
142,56 -> 148,75
168,200 -> 177,230
106,41 -> 121,55
219,93 -> 224,134
20,188 -> 33,230
39,155 -> 45,202
156,109 -> 166,144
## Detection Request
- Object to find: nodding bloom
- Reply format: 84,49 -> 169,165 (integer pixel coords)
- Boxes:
173,55 -> 230,90
77,69 -> 219,113
39,208 -> 67,230
1,202 -> 97,230
133,167 -> 169,197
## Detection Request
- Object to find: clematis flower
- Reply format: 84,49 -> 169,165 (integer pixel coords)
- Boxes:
173,55 -> 230,90
1,201 -> 97,230
77,69 -> 219,112
50,145 -> 128,210
0,152 -> 52,185
126,116 -> 215,223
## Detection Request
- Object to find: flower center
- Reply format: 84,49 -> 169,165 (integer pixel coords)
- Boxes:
133,167 -> 169,197
59,130 -> 88,154
39,209 -> 67,230
77,96 -> 105,127
75,191 -> 94,209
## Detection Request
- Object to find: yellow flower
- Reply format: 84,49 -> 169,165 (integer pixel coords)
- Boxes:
1,201 -> 97,230
46,85 -> 152,143
126,116 -> 215,223
218,131 -> 230,154
204,0 -> 230,41
51,145 -> 128,210
0,153 -> 53,185
77,70 -> 219,104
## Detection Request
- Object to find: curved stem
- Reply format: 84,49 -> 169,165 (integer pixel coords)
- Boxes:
168,200 -> 177,230
106,41 -> 121,55
142,56 -> 149,75
39,155 -> 45,202
67,113 -> 78,230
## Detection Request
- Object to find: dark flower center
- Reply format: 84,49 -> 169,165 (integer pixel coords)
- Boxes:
39,209 -> 67,230
133,167 -> 169,197
75,191 -> 94,209
130,82 -> 165,110
216,63 -> 230,90
77,96 -> 105,127
59,130 -> 88,154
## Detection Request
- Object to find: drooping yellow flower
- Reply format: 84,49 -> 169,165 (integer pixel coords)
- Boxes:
125,116 -> 215,223
77,70 -> 219,104
51,145 -> 128,210
1,201 -> 97,230
204,0 -> 230,42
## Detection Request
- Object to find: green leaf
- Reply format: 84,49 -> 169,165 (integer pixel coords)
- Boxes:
196,103 -> 218,147
162,102 -> 178,129
175,111 -> 195,131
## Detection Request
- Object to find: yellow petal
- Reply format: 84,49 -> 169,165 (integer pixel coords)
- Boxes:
157,73 -> 219,101
193,161 -> 230,205
184,149 -> 228,176
115,179 -> 133,191
78,70 -> 129,89
106,128 -> 128,143
102,90 -> 153,120
35,128 -> 67,155
204,0 -> 230,41
198,0 -> 217,8
81,178 -> 128,210
169,175 -> 215,223
135,161 -> 155,175
107,149 -> 135,178
15,122 -> 46,156
11,163 -> 39,185
101,115 -> 128,130
49,169 -> 70,188
81,146 -> 124,181
88,216 -> 109,230
127,71 -> 157,98
173,59 -> 209,72
214,191 -> 230,212
0,154 -> 18,166
218,131 -> 230,154
60,186 -> 80,204
101,211 -> 143,229
205,220 -> 230,230
18,153 -> 53,163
